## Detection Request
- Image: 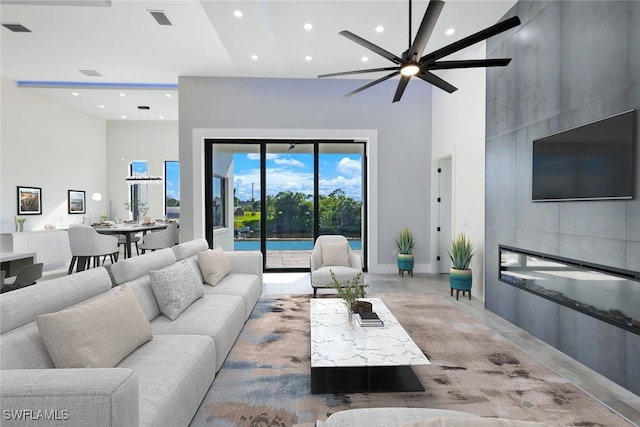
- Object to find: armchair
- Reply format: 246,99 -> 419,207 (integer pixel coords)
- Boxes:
310,235 -> 363,298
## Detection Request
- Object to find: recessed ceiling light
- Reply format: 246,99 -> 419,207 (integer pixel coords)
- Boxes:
71,92 -> 79,96
158,116 -> 164,120
119,93 -> 126,97
99,105 -> 105,109
165,93 -> 172,98
251,54 -> 259,60
375,25 -> 384,33
305,55 -> 312,61
121,115 -> 127,119
304,23 -> 312,31
234,10 -> 243,18
445,28 -> 455,36
361,57 -> 369,62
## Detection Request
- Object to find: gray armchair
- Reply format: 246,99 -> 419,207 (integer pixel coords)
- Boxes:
310,235 -> 363,298
67,224 -> 119,274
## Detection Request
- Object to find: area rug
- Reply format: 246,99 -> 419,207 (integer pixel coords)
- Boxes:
189,293 -> 631,427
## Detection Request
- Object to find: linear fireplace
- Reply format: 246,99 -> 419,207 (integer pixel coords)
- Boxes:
499,245 -> 640,334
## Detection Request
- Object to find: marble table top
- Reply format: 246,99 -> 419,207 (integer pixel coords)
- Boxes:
310,298 -> 431,368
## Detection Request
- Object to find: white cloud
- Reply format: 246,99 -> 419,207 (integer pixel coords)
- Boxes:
337,157 -> 361,176
273,158 -> 305,168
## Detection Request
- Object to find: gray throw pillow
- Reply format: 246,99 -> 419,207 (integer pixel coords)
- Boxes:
150,260 -> 204,320
36,284 -> 152,368
198,246 -> 231,286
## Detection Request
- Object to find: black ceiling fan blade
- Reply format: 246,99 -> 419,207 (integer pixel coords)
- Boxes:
340,30 -> 404,64
345,71 -> 400,97
318,67 -> 399,78
422,16 -> 521,63
416,71 -> 457,93
392,75 -> 412,103
427,58 -> 512,70
406,0 -> 444,61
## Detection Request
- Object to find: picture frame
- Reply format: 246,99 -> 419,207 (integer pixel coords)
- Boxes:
17,186 -> 42,215
68,190 -> 86,214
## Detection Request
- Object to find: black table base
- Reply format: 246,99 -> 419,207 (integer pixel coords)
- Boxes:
311,366 -> 424,394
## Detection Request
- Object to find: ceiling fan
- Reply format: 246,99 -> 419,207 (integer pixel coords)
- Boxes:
318,0 -> 521,102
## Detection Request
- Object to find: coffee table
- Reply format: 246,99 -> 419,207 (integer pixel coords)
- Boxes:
310,297 -> 430,394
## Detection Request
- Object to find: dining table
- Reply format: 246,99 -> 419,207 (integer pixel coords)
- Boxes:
92,222 -> 169,259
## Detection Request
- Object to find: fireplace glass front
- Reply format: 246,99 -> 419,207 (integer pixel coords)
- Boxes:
499,245 -> 640,334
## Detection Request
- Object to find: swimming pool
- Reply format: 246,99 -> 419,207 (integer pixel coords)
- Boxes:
234,239 -> 362,251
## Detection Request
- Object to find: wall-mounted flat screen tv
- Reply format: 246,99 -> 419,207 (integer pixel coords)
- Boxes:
532,110 -> 636,202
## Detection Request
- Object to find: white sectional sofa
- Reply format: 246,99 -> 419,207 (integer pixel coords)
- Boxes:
0,238 -> 262,427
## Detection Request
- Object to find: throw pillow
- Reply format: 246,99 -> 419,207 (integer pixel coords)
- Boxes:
321,242 -> 350,267
36,284 -> 152,369
150,260 -> 204,320
198,247 -> 232,287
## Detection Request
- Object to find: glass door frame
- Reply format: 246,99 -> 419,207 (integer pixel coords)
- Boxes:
205,138 -> 367,273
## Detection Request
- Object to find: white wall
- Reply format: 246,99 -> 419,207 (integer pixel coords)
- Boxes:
0,75 -> 107,241
431,46 -> 487,299
105,120 -> 178,222
178,76 -> 433,273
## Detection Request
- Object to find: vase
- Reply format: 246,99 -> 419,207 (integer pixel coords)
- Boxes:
449,267 -> 472,300
397,253 -> 414,277
15,221 -> 24,232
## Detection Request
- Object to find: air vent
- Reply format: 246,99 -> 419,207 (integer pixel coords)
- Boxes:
148,10 -> 172,26
78,69 -> 102,77
2,23 -> 31,33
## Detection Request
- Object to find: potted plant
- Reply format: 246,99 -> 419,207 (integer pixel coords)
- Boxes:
396,228 -> 415,277
448,232 -> 474,300
330,270 -> 367,320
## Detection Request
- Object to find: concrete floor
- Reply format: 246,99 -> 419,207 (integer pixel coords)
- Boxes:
39,256 -> 640,425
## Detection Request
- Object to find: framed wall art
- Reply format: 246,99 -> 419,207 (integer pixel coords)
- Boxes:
17,186 -> 42,215
68,190 -> 86,214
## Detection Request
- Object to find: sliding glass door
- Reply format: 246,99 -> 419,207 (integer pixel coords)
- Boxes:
206,139 -> 366,272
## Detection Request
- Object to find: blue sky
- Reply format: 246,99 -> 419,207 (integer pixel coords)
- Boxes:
233,153 -> 362,202
165,161 -> 180,200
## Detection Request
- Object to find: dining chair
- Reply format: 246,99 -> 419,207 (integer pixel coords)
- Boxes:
67,224 -> 119,274
118,234 -> 140,256
2,263 -> 44,293
138,223 -> 178,254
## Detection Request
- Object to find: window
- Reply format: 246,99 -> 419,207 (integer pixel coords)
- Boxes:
164,161 -> 180,219
129,161 -> 149,221
213,175 -> 226,228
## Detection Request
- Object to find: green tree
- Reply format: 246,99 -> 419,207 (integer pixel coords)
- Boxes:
268,191 -> 313,235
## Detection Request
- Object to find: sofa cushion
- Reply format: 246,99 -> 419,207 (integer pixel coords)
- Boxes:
35,284 -> 152,368
150,260 -> 204,320
118,334 -> 216,427
198,247 -> 231,286
321,242 -> 350,267
312,265 -> 363,287
203,273 -> 261,320
401,418 -> 549,427
150,295 -> 245,372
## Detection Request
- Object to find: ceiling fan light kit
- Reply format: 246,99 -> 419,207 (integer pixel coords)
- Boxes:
319,0 -> 521,102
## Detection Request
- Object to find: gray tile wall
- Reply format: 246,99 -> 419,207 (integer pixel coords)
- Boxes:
485,0 -> 640,394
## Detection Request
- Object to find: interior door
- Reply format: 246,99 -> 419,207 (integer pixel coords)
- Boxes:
438,157 -> 452,273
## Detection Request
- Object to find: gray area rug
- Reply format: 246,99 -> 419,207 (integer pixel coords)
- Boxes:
190,293 -> 630,426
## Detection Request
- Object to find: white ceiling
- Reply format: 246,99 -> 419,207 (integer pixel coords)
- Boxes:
0,0 -> 516,121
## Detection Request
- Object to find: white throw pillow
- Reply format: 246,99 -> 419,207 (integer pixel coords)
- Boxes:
150,260 -> 204,320
36,284 -> 152,368
321,242 -> 350,267
198,247 -> 232,286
